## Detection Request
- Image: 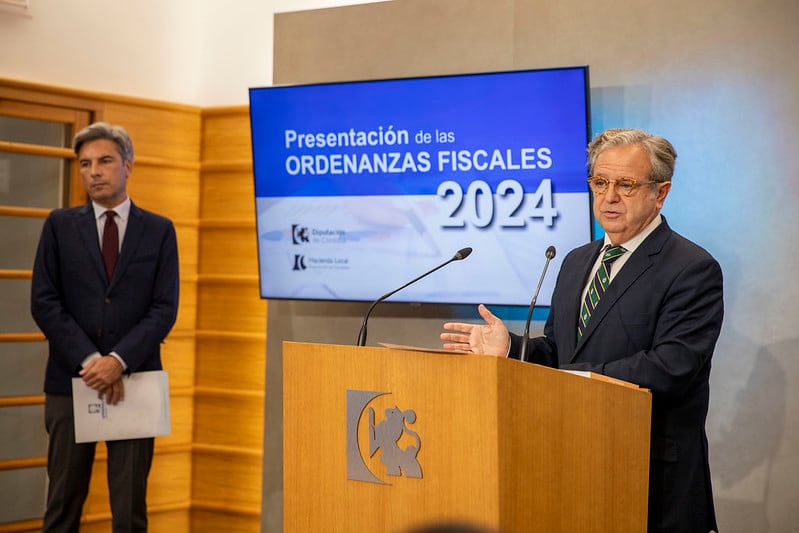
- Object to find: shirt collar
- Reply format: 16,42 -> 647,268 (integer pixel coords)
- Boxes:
92,197 -> 131,221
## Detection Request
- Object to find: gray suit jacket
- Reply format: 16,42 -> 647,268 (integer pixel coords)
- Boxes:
31,202 -> 179,396
510,218 -> 723,533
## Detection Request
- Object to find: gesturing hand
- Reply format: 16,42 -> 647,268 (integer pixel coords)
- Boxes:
440,304 -> 510,357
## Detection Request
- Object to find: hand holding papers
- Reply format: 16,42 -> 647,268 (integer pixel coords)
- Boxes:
72,370 -> 171,443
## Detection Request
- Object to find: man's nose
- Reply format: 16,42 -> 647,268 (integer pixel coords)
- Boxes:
604,182 -> 622,201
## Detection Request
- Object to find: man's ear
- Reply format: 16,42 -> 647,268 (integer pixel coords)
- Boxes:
655,181 -> 671,208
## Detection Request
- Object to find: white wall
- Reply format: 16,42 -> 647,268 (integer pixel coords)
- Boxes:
0,0 -> 388,106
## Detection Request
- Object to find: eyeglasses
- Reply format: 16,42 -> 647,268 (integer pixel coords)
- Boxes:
586,176 -> 665,197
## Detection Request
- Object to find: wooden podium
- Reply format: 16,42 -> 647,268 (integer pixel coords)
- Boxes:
283,341 -> 651,533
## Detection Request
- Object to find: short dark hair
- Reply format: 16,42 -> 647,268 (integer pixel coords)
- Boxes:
73,122 -> 134,162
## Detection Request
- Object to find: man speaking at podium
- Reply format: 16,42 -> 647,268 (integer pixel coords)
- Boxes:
441,128 -> 723,533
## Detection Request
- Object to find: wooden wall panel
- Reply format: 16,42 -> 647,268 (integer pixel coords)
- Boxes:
174,226 -> 200,279
198,225 -> 259,276
196,280 -> 265,332
194,393 -> 264,449
195,333 -> 266,390
156,394 -> 194,447
202,110 -> 252,162
190,509 -> 260,533
173,278 -> 199,331
192,452 -> 262,509
149,451 -> 193,507
126,166 -> 201,223
103,101 -> 202,163
194,106 -> 264,532
162,334 -> 197,389
200,168 -> 255,220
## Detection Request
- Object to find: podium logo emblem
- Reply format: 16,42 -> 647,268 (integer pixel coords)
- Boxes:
346,390 -> 423,484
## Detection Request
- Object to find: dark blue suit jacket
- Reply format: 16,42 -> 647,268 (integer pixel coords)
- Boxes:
510,218 -> 723,533
31,202 -> 179,396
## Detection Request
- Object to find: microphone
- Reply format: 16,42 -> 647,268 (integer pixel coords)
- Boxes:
518,245 -> 556,363
356,247 -> 473,346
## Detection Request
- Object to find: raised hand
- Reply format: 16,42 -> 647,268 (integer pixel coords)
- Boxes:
440,304 -> 510,357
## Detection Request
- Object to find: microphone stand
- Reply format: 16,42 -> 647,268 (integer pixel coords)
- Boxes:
356,247 -> 472,346
518,246 -> 556,363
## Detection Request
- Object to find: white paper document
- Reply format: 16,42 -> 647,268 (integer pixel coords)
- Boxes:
72,370 -> 171,443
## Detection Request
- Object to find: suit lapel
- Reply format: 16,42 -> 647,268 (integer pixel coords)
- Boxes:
557,241 -> 603,360
564,241 -> 603,329
570,220 -> 671,362
77,205 -> 108,283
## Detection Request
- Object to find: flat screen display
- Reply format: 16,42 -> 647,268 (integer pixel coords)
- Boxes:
249,66 -> 592,306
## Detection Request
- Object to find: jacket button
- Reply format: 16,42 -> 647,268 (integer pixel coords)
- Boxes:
96,329 -> 103,338
105,298 -> 111,304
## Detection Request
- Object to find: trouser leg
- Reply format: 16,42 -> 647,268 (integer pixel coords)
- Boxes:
106,437 -> 154,533
42,394 -> 96,533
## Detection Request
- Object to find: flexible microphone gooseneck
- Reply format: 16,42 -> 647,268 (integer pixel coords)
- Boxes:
356,247 -> 473,347
518,245 -> 556,363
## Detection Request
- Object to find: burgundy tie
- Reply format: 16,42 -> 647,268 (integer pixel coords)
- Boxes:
102,210 -> 119,280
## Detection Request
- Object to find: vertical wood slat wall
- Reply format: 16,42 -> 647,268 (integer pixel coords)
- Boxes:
192,108 -> 266,532
0,79 -> 266,533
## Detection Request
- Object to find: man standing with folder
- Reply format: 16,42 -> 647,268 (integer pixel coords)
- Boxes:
31,122 -> 179,532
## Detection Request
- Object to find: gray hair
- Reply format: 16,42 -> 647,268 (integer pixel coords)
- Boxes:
73,122 -> 134,162
587,128 -> 677,183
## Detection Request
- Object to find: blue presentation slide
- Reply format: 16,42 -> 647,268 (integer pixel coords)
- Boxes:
250,67 -> 592,306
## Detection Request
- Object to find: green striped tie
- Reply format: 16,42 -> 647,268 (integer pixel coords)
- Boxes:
578,245 -> 626,339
